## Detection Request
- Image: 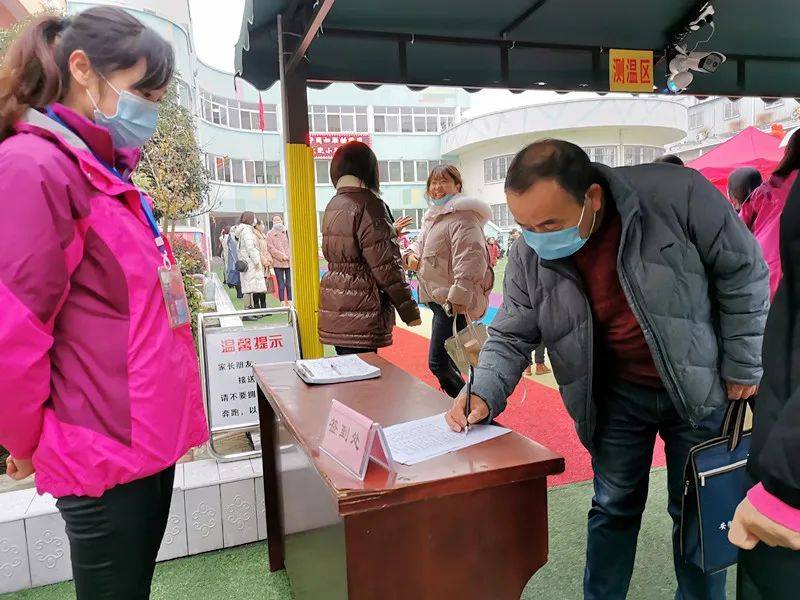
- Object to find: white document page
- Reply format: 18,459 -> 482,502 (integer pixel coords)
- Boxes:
296,355 -> 380,382
382,413 -> 511,465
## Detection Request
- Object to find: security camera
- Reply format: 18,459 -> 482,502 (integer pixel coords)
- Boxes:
670,51 -> 726,75
667,71 -> 694,93
689,3 -> 715,31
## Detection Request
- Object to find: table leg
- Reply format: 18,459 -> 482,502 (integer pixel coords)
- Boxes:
258,384 -> 285,571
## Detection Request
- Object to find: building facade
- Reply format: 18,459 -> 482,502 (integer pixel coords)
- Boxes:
666,96 -> 800,162
441,97 -> 688,232
67,0 -> 470,256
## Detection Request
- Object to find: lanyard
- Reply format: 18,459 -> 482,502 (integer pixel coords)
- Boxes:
45,107 -> 170,266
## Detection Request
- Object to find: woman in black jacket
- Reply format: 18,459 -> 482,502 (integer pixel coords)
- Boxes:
729,178 -> 800,599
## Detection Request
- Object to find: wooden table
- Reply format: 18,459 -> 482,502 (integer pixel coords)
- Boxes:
255,355 -> 564,600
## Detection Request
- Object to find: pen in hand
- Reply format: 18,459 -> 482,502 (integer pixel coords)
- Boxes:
464,366 -> 474,436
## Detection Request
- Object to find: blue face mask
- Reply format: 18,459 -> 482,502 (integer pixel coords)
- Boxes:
521,198 -> 596,260
87,76 -> 159,149
431,194 -> 454,206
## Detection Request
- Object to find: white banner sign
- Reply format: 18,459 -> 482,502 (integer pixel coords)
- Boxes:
205,325 -> 298,429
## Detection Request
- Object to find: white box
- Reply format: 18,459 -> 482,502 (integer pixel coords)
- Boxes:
25,513 -> 72,587
184,485 -> 223,555
220,479 -> 258,548
0,520 -> 31,593
156,489 -> 188,562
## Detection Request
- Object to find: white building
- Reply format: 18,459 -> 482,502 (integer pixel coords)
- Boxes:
442,98 -> 688,231
667,97 -> 800,162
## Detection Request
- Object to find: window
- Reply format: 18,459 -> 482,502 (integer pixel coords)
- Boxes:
308,105 -> 368,133
206,154 -> 281,184
724,99 -> 741,120
490,203 -> 514,228
199,89 -> 278,131
315,159 -> 331,184
622,146 -> 663,167
689,111 -> 704,129
374,106 -> 456,133
585,146 -> 617,167
483,154 -> 514,184
763,98 -> 784,109
378,159 -> 441,183
175,80 -> 192,111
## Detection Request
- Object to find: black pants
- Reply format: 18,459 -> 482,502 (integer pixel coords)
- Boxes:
335,346 -> 377,356
428,302 -> 467,398
275,267 -> 292,301
738,544 -> 800,599
56,467 -> 175,600
252,292 -> 267,308
534,343 -> 546,364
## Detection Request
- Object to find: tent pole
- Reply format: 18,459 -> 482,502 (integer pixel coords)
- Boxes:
278,14 -> 323,359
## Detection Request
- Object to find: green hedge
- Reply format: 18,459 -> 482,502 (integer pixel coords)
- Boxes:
0,445 -> 8,475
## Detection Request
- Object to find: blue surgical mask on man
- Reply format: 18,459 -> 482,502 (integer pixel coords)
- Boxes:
431,194 -> 454,206
87,74 -> 159,149
521,197 -> 597,260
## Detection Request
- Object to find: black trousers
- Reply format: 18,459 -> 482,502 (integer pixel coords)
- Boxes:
252,292 -> 267,308
738,543 -> 800,599
56,467 -> 175,600
335,346 -> 377,356
274,267 -> 292,301
428,302 -> 467,397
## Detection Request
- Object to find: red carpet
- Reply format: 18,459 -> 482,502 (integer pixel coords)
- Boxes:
380,327 -> 666,487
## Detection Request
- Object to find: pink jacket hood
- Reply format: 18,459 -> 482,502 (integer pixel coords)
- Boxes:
0,104 -> 208,497
740,171 -> 796,300
427,193 -> 492,224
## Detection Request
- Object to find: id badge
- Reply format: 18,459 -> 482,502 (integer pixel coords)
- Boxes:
158,265 -> 191,328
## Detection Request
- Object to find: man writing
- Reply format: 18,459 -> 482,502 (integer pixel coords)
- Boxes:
446,140 -> 769,599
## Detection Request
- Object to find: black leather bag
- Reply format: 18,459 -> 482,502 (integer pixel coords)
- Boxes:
235,259 -> 248,273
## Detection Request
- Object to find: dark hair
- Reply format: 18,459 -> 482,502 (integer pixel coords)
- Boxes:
774,130 -> 800,178
240,211 -> 256,225
425,164 -> 463,198
728,167 -> 762,205
0,7 -> 174,141
330,141 -> 380,192
654,154 -> 685,166
505,139 -> 596,203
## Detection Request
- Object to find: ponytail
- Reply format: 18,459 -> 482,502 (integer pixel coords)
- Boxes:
0,15 -> 68,141
0,6 -> 174,143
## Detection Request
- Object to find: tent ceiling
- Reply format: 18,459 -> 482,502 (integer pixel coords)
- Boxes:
235,0 -> 800,97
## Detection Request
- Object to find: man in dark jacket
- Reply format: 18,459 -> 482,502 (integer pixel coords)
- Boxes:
446,140 -> 770,600
729,179 -> 800,599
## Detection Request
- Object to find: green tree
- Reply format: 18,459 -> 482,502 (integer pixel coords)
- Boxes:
133,81 -> 215,233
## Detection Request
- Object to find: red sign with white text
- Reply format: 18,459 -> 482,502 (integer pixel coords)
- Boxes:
310,133 -> 372,159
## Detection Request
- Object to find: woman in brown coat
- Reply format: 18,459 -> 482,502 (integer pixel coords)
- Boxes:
319,142 -> 421,355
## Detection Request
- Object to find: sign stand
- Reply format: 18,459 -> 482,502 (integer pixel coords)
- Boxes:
198,306 -> 301,461
319,399 -> 396,481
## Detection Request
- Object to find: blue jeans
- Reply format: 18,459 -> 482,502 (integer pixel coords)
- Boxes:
584,379 -> 727,600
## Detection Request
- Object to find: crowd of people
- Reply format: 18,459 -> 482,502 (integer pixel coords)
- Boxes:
0,6 -> 799,600
220,213 -> 293,311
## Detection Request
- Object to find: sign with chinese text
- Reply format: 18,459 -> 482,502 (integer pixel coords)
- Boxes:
310,133 -> 372,159
320,400 -> 395,481
205,325 -> 298,429
609,49 -> 654,93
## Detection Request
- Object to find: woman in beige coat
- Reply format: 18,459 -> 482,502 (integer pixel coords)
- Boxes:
404,165 -> 494,397
254,220 -> 273,302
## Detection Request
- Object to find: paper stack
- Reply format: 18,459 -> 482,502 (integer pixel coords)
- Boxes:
294,355 -> 381,385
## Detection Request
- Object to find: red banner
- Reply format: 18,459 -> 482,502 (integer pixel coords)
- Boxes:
309,133 -> 372,159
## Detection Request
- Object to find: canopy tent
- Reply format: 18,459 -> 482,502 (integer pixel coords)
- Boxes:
236,0 -> 800,97
687,126 -> 784,195
234,0 -> 800,360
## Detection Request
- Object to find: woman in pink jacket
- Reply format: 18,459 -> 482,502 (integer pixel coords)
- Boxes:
740,133 -> 800,300
266,215 -> 292,306
0,8 -> 208,598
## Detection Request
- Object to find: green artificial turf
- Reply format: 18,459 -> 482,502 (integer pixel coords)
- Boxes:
8,468 -> 737,600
